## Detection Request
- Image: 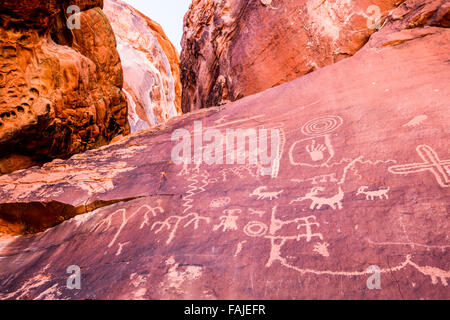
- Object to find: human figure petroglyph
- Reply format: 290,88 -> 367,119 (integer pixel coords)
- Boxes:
213,209 -> 241,232
388,145 -> 450,188
267,206 -> 323,241
290,187 -> 344,210
250,186 -> 284,200
92,204 -> 165,249
139,205 -> 165,229
356,186 -> 390,200
152,213 -> 211,245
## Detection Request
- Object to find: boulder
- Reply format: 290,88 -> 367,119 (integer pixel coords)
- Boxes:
104,0 -> 182,132
0,0 -> 129,174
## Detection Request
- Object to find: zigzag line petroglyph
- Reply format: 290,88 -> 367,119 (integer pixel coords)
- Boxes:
213,209 -> 241,232
182,171 -> 210,213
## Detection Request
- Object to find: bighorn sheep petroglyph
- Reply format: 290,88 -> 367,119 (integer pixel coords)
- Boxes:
290,186 -> 344,210
356,186 -> 390,200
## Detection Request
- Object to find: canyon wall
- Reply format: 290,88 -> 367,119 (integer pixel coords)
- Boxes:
180,0 -> 404,112
0,0 -> 448,299
0,0 -> 129,174
104,0 -> 182,132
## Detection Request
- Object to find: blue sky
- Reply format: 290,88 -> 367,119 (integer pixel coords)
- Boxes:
122,0 -> 192,52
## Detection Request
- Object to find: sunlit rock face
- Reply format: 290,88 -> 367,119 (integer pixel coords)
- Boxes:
104,0 -> 182,132
0,0 -> 448,300
0,0 -> 129,174
180,0 -> 404,112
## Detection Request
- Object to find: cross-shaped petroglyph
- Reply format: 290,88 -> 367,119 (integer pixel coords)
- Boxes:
152,213 -> 211,245
388,145 -> 450,187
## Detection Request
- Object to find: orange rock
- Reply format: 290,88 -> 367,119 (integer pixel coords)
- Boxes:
0,0 -> 129,174
104,0 -> 182,132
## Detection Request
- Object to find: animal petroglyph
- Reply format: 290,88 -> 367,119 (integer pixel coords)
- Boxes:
234,240 -> 247,256
213,209 -> 241,232
357,186 -> 390,200
152,213 -> 211,245
388,145 -> 450,188
403,115 -> 428,128
250,186 -> 284,200
290,187 -> 344,210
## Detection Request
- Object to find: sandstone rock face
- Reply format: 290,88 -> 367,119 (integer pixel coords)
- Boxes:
180,0 -> 404,112
104,0 -> 182,132
0,0 -> 129,174
0,0 -> 449,300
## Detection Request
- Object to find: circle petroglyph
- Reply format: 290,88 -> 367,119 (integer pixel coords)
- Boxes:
301,116 -> 343,136
244,221 -> 268,237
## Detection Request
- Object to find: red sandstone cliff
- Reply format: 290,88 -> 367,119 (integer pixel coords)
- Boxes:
0,0 -> 130,174
104,0 -> 182,132
0,0 -> 448,300
180,0 -> 406,112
